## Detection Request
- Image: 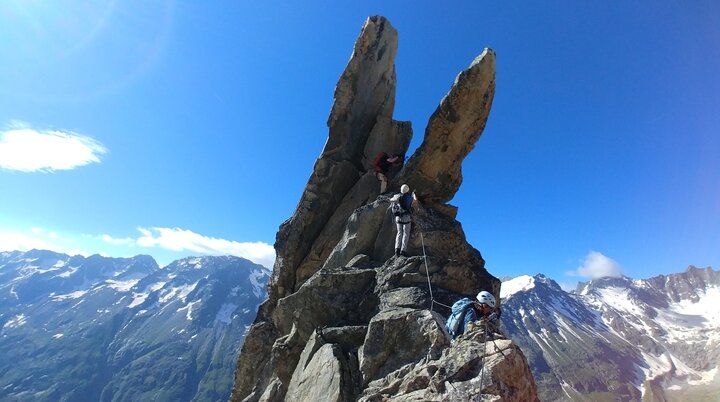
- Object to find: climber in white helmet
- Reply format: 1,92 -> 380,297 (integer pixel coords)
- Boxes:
446,290 -> 501,340
389,184 -> 418,257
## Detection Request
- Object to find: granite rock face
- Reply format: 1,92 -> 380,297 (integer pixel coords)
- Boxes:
394,48 -> 496,205
230,15 -> 538,402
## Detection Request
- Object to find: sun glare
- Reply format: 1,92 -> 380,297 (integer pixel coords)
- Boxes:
0,0 -> 175,102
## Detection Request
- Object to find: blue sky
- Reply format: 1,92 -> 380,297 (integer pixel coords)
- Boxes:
1,1 -> 718,288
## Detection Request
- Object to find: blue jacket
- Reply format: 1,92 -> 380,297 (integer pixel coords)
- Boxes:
459,307 -> 499,337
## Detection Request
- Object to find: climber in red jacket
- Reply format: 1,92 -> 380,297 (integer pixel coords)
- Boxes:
373,151 -> 402,194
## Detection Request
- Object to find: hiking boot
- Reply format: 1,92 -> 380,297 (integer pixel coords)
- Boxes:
395,248 -> 401,257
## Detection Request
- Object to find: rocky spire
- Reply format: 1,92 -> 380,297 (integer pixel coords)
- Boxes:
394,48 -> 496,204
267,15 -> 412,303
230,16 -> 538,402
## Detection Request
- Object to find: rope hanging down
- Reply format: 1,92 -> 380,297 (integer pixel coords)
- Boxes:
479,318 -> 489,395
419,230 -> 451,311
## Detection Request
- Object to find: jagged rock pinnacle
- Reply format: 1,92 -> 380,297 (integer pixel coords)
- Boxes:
230,16 -> 538,402
395,48 -> 496,204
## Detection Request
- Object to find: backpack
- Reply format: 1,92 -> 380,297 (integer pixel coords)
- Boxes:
391,193 -> 413,217
445,298 -> 475,339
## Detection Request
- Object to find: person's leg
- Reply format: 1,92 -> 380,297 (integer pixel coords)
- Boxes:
395,222 -> 403,256
377,172 -> 388,193
400,221 -> 411,256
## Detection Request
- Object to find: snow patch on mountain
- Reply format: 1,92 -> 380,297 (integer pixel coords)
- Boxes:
594,286 -> 641,315
249,269 -> 269,298
673,285 -> 720,320
500,275 -> 535,299
56,266 -> 79,278
159,282 -> 198,304
216,302 -> 238,324
178,299 -> 201,320
181,258 -> 203,269
128,292 -> 149,308
640,351 -> 673,381
690,366 -> 718,385
105,278 -> 140,292
3,314 -> 27,329
52,290 -> 89,301
127,282 -> 167,308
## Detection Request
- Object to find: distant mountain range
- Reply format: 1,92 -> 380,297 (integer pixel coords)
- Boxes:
0,249 -> 270,402
500,266 -> 720,401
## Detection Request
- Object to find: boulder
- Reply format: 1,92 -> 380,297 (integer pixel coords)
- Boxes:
286,336 -> 347,402
358,308 -> 449,384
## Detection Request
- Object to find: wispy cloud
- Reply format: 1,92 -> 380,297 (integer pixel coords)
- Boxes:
0,225 -> 275,269
0,123 -> 107,172
137,227 -> 275,268
0,229 -> 92,257
567,251 -> 623,279
100,234 -> 134,245
0,231 -> 53,251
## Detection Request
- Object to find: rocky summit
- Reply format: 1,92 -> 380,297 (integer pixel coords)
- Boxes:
230,16 -> 538,402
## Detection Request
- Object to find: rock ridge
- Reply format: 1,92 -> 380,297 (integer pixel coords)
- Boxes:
230,15 -> 538,402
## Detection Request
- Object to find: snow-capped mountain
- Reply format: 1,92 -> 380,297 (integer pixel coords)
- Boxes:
500,266 -> 720,402
0,250 -> 270,402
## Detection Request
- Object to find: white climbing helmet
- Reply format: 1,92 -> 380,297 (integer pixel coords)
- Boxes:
476,291 -> 496,308
401,184 -> 410,194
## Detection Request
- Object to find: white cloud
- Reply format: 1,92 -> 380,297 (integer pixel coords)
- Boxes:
0,231 -> 52,251
0,124 -> 107,172
101,234 -> 134,245
567,251 -> 623,279
0,229 -> 90,257
1,225 -> 275,269
136,227 -> 275,268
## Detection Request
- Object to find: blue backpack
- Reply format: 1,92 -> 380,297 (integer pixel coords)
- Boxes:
391,193 -> 413,216
445,298 -> 474,339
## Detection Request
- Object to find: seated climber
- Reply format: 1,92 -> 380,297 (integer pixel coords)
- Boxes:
373,151 -> 403,194
445,291 -> 500,340
390,184 -> 417,257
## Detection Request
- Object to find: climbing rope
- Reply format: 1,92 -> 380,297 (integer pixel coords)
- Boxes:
479,319 -> 489,396
419,230 -> 451,312
419,230 -> 434,312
